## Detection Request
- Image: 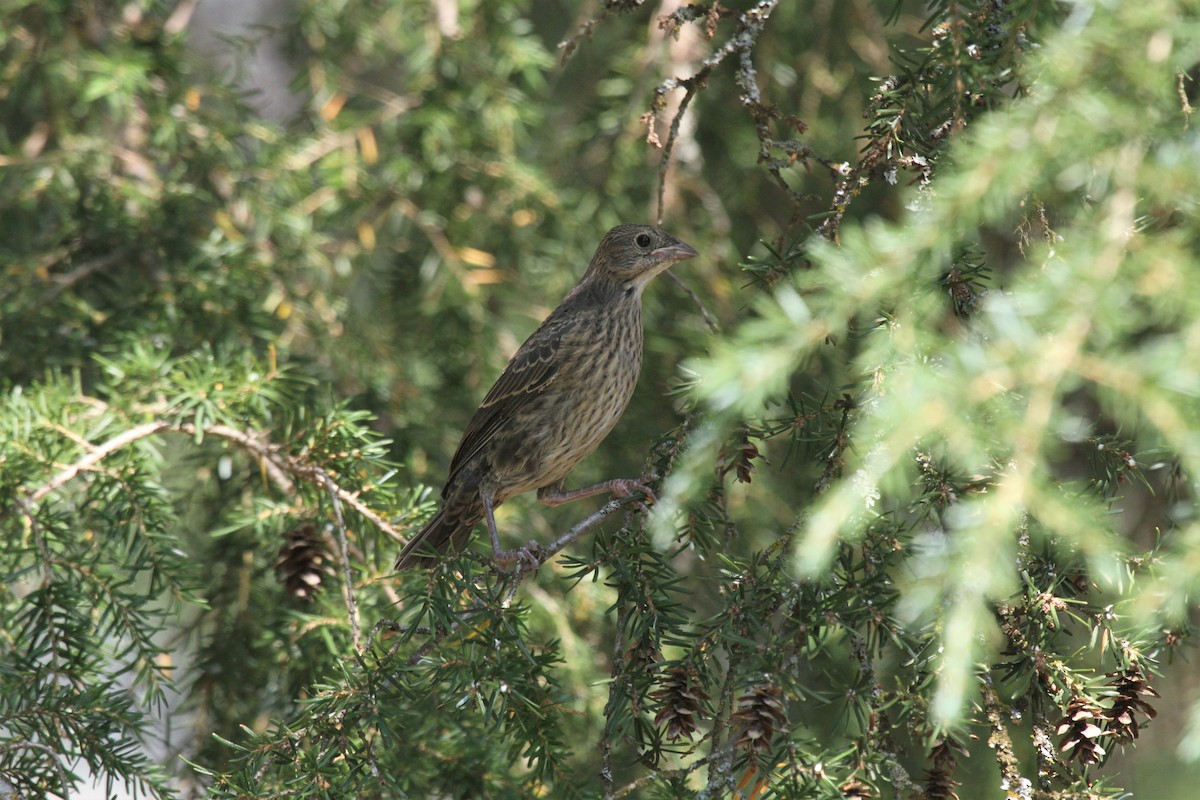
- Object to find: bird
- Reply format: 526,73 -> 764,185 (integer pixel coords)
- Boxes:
396,224 -> 698,569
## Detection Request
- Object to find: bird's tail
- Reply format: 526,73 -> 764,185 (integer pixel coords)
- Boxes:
395,494 -> 484,570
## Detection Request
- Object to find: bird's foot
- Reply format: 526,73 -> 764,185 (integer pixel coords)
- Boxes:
492,540 -> 543,575
608,477 -> 657,515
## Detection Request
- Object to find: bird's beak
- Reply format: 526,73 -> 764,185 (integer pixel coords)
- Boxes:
651,240 -> 699,265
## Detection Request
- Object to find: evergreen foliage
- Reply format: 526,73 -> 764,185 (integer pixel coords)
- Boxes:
2,1 -> 1199,798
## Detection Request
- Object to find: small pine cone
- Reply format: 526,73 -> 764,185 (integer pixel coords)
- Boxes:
944,270 -> 981,316
1105,667 -> 1160,741
1062,569 -> 1090,597
921,738 -> 969,800
732,683 -> 787,753
922,768 -> 960,800
273,523 -> 334,601
928,735 -> 969,770
718,430 -> 762,484
624,639 -> 664,676
840,778 -> 873,799
1055,695 -> 1109,765
651,667 -> 711,741
923,735 -> 966,800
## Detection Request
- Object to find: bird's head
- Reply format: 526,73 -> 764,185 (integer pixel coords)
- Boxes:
584,224 -> 698,294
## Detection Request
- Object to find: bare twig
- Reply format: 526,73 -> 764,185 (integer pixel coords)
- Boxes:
613,758 -> 709,799
667,270 -> 719,334
558,0 -> 650,62
816,134 -> 892,243
22,414 -> 406,545
29,420 -> 171,503
848,630 -> 919,796
187,423 -> 404,543
324,473 -> 361,651
600,598 -> 629,800
366,619 -> 432,658
1178,67 -> 1195,122
398,478 -> 674,682
41,252 -> 124,303
647,1 -> 786,221
538,499 -> 625,563
981,674 -> 1029,794
699,649 -> 742,799
654,79 -> 701,226
645,0 -> 835,254
0,741 -> 68,798
500,568 -> 525,610
184,423 -> 296,495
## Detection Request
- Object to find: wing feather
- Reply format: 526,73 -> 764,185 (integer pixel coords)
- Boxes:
443,311 -> 573,489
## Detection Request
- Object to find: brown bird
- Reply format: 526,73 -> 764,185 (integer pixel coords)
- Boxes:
396,224 -> 698,569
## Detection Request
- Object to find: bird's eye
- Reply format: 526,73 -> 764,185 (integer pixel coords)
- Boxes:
635,233 -> 652,248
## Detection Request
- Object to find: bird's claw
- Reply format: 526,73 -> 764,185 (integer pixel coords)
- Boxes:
610,477 -> 657,514
493,541 -> 543,575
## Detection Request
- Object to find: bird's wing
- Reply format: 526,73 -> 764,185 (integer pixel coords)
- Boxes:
444,311 -> 573,489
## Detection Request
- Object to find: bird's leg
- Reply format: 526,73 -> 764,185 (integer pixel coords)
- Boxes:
537,478 -> 657,514
482,494 -> 503,557
483,493 -> 542,570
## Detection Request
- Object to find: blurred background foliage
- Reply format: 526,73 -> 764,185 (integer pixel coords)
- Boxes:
2,0 -> 1200,798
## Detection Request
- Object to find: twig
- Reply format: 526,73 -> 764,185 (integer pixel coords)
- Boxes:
500,568 -> 524,610
699,650 -> 742,799
558,0 -> 650,62
192,424 -> 404,543
613,758 -> 709,798
324,473 -> 361,651
40,252 -> 124,303
814,394 -> 856,494
815,122 -> 902,243
848,630 -> 919,796
647,0 -> 786,217
654,79 -> 701,226
667,271 -> 719,334
600,599 -> 629,800
366,619 -> 433,660
981,673 -> 1028,794
22,414 -> 406,545
184,423 -> 296,495
29,420 -> 170,502
404,632 -> 442,667
490,494 -> 651,608
1177,67 -> 1194,122
399,500 -> 639,667
537,499 -> 624,563
0,741 -> 68,798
